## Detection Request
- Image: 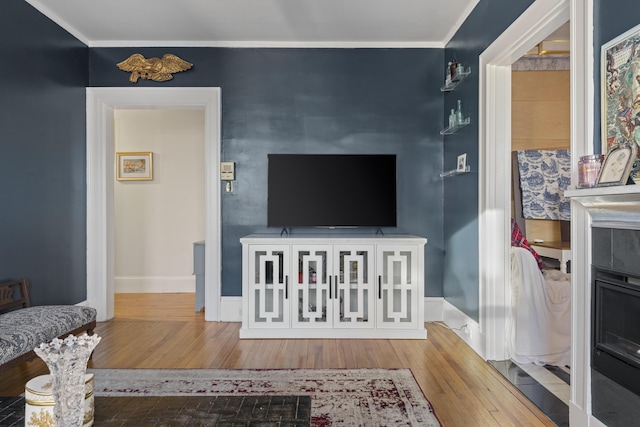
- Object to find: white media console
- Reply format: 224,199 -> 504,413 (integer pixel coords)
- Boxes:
240,234 -> 427,339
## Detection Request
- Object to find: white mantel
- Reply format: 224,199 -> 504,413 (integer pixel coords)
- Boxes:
566,184 -> 640,427
565,185 -> 640,228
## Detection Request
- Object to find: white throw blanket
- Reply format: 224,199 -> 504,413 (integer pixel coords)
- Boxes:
507,247 -> 571,367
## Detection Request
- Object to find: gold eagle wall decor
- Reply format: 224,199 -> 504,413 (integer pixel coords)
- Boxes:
116,53 -> 193,83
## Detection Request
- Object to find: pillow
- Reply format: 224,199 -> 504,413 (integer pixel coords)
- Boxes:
511,219 -> 543,269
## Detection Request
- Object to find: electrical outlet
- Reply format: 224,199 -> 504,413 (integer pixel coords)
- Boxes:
461,324 -> 469,335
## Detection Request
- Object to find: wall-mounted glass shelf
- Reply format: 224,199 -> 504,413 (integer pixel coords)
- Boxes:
440,117 -> 470,135
440,69 -> 471,92
440,165 -> 471,178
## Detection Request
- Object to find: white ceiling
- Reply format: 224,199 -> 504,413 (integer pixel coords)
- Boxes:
26,0 -> 480,48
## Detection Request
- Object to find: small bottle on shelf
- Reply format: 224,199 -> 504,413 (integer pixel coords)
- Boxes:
449,109 -> 456,129
449,60 -> 458,81
456,100 -> 464,125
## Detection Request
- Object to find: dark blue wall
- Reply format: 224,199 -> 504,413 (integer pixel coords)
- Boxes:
6,0 -> 599,311
442,0 -> 534,321
0,1 -> 88,305
89,47 -> 445,297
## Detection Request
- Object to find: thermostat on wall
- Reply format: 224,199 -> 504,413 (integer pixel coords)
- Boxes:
220,162 -> 235,180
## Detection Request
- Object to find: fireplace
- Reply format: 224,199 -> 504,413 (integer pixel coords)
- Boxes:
565,185 -> 640,426
592,267 -> 640,396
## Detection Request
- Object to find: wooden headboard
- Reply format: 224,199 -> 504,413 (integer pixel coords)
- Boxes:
0,278 -> 31,312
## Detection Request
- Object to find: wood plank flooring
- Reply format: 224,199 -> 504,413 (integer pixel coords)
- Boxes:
0,293 -> 556,426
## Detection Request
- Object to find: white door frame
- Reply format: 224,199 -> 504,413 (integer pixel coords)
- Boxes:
479,0 -> 570,361
86,87 -> 222,322
479,0 -> 594,423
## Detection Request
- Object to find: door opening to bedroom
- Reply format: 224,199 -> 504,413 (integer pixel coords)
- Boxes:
489,20 -> 572,426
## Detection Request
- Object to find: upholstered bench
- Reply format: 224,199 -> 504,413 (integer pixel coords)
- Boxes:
0,279 -> 97,372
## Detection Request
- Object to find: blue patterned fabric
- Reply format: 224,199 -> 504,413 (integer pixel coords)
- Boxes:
0,305 -> 96,365
517,150 -> 571,220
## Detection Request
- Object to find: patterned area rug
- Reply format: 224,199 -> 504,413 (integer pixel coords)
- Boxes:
88,368 -> 440,426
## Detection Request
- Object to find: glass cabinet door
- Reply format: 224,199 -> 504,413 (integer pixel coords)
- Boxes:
376,246 -> 419,329
247,245 -> 290,328
292,245 -> 332,328
334,245 -> 375,329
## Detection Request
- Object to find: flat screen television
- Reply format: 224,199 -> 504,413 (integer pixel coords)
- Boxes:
267,154 -> 397,228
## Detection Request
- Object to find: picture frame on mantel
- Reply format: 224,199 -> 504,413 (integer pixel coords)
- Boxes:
596,141 -> 637,187
116,152 -> 153,181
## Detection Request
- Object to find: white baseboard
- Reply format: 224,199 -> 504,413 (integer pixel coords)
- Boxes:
442,299 -> 485,359
106,293 -> 456,337
220,297 -> 445,324
569,401 -> 605,427
220,297 -> 242,322
105,291 -> 446,326
424,297 -> 444,322
114,276 -> 195,293
105,292 -> 440,323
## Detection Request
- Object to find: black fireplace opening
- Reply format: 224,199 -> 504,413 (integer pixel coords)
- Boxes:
592,267 -> 640,396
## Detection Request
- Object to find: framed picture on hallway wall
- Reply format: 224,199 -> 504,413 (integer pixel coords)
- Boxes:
116,152 -> 153,181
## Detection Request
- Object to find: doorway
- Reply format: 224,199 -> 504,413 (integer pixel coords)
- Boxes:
113,109 -> 205,299
480,0 -> 594,423
479,0 -> 570,361
86,87 -> 222,322
478,3 -> 572,424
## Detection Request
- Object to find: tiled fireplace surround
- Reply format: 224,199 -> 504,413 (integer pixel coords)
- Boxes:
567,186 -> 640,426
591,227 -> 640,426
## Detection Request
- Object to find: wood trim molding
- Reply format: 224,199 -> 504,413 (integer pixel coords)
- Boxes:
86,88 -> 222,322
478,0 -> 570,361
569,0 -> 595,423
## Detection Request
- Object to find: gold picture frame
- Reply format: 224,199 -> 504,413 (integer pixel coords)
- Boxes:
596,142 -> 637,187
116,152 -> 153,181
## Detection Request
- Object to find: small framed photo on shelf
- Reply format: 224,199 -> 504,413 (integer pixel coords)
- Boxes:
116,152 -> 153,181
596,142 -> 636,186
457,153 -> 467,172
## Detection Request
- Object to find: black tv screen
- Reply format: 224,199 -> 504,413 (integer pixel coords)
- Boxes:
268,154 -> 397,228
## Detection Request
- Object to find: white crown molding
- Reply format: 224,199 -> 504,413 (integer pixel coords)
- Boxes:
25,0 -> 90,46
442,0 -> 480,46
87,40 -> 444,49
26,0 -> 447,50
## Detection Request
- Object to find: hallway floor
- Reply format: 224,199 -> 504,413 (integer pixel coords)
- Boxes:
489,360 -> 569,427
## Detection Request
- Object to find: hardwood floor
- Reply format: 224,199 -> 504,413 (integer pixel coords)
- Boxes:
0,293 -> 555,426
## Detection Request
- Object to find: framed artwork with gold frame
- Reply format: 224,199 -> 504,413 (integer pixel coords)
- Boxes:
116,152 -> 153,181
